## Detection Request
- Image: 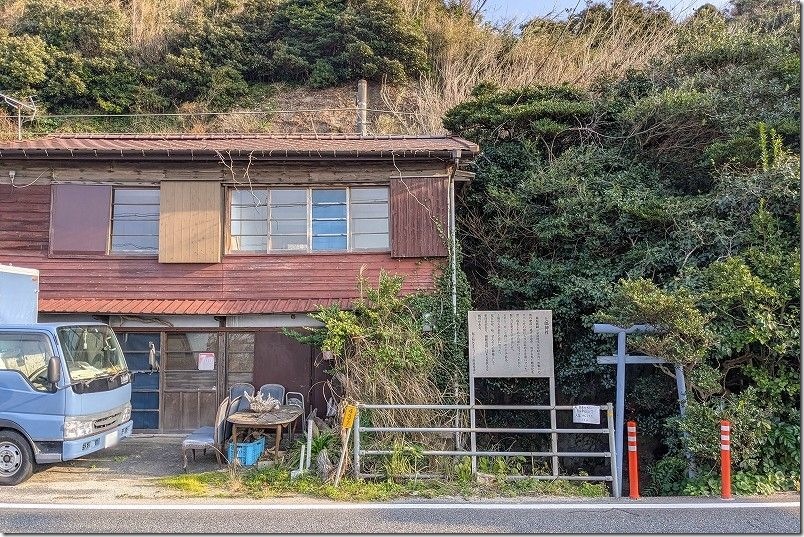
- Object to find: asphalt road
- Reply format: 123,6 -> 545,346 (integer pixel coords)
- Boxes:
0,498 -> 799,534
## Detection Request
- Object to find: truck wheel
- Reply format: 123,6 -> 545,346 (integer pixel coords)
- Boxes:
0,431 -> 33,486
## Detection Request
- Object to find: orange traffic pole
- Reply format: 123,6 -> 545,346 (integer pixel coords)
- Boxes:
627,420 -> 639,499
721,420 -> 732,500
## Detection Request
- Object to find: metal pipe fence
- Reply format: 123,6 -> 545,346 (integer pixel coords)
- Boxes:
353,402 -> 619,497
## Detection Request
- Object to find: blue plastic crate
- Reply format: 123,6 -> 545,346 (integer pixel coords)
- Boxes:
227,436 -> 265,466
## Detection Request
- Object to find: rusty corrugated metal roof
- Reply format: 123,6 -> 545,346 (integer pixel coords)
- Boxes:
0,133 -> 479,160
38,298 -> 351,315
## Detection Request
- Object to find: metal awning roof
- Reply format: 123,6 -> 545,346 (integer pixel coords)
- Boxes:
38,298 -> 351,315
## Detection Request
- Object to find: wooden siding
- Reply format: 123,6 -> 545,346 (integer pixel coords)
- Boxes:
0,161 -> 449,186
159,181 -> 222,263
390,177 -> 449,258
0,252 -> 440,302
0,184 -> 50,252
50,184 -> 111,254
254,331 -> 312,409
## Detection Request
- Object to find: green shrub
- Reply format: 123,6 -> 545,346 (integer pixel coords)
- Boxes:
308,59 -> 338,89
682,470 -> 799,496
647,455 -> 688,496
0,30 -> 48,92
14,0 -> 128,56
207,66 -> 249,110
243,0 -> 427,86
10,0 -> 136,112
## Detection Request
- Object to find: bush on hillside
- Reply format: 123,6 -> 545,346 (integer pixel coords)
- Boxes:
241,0 -> 427,87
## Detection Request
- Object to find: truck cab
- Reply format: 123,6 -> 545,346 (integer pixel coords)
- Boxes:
0,323 -> 133,485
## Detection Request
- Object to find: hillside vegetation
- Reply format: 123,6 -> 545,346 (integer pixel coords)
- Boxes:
445,0 -> 800,495
1,0 -> 679,135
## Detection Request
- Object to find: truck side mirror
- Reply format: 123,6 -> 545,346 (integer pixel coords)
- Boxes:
47,356 -> 61,392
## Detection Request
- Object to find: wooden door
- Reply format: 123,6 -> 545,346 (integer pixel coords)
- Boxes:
254,331 -> 313,413
161,332 -> 220,432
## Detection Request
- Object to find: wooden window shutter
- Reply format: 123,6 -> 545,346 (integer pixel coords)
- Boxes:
50,184 -> 112,255
389,177 -> 449,258
159,181 -> 222,263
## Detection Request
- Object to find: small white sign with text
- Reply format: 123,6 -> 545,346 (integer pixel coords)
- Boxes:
572,405 -> 601,425
197,352 -> 215,371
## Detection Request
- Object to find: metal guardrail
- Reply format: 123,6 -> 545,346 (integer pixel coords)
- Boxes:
353,402 -> 619,496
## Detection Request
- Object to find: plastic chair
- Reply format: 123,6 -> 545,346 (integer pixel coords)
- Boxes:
258,383 -> 285,403
229,383 -> 254,412
225,396 -> 242,445
285,391 -> 305,416
284,391 -> 305,437
181,396 -> 229,472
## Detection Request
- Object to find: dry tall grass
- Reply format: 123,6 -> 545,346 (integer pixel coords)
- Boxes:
128,0 -> 191,58
386,5 -> 678,134
128,0 -> 248,58
0,0 -> 26,29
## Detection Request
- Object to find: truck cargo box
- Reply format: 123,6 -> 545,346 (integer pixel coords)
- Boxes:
0,264 -> 39,324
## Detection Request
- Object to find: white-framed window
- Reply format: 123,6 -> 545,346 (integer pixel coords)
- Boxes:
110,188 -> 160,253
229,187 -> 389,253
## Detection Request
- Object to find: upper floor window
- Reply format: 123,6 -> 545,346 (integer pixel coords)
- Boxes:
230,187 -> 389,253
111,188 -> 160,253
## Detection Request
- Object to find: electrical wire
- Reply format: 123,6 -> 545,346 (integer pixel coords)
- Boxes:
9,171 -> 46,188
0,107 -> 418,120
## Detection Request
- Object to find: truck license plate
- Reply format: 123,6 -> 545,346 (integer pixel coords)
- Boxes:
103,431 -> 119,448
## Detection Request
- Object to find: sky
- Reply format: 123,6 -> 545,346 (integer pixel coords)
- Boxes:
480,0 -> 732,25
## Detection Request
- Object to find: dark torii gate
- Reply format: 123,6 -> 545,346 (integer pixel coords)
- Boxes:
593,323 -> 690,498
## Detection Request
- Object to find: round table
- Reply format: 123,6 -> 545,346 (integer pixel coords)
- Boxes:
227,405 -> 303,464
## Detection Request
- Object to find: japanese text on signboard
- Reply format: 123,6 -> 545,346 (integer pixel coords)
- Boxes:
468,310 -> 554,378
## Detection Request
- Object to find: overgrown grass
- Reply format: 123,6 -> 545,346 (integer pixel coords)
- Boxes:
385,4 -> 677,134
160,472 -> 232,496
284,271 -> 461,457
158,467 -> 608,501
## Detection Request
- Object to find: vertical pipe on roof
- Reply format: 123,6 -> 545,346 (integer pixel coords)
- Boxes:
356,80 -> 368,136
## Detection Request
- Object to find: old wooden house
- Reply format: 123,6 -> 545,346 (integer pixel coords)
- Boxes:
0,133 -> 478,432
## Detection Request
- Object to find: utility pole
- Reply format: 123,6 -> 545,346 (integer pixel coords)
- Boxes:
356,79 -> 368,136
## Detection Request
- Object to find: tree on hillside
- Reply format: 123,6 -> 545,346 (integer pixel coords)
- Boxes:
6,0 -> 138,112
150,0 -> 249,109
444,2 -> 800,494
241,0 -> 427,87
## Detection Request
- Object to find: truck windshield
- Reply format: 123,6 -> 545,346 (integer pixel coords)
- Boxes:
57,326 -> 128,383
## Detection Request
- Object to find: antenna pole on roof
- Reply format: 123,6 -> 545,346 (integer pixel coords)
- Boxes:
0,92 -> 37,141
356,79 -> 368,136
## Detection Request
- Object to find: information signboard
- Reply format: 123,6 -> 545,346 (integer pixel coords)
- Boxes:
468,310 -> 554,378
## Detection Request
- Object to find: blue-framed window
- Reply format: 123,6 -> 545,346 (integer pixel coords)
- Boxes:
229,187 -> 389,253
111,188 -> 160,253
